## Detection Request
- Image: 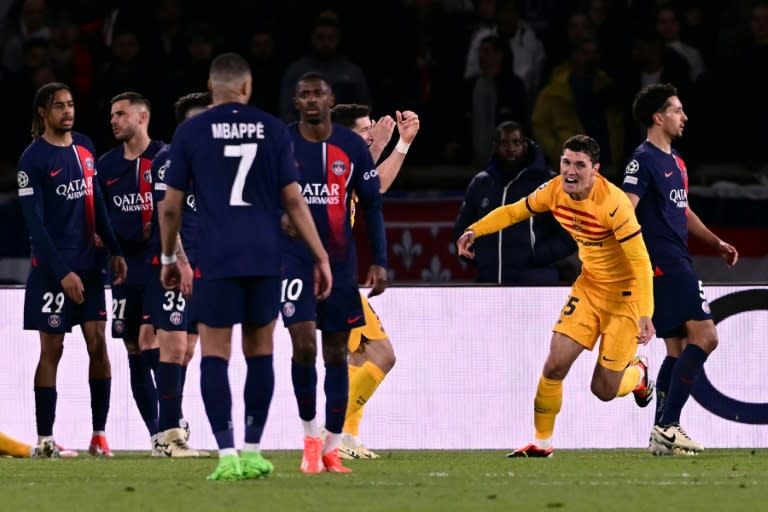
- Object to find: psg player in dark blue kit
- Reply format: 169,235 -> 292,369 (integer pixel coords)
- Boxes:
144,93 -> 212,458
158,53 -> 331,480
98,92 -> 164,455
623,83 -> 738,456
18,82 -> 127,457
281,73 -> 388,474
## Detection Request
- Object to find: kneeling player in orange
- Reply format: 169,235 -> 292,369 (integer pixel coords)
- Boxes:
457,135 -> 655,457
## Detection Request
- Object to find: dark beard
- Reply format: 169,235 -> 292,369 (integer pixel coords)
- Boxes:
51,125 -> 73,136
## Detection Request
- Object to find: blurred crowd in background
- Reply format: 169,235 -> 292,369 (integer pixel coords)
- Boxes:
3,0 -> 768,192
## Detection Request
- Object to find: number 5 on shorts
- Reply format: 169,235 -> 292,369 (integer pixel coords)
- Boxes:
562,296 -> 580,316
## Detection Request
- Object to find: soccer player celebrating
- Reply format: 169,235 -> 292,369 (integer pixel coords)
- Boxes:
623,83 -> 738,455
97,92 -> 164,455
18,82 -> 127,457
281,74 -> 387,473
159,53 -> 330,480
330,103 -> 420,459
458,135 -> 654,457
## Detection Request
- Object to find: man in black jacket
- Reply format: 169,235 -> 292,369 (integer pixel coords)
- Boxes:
454,121 -> 577,284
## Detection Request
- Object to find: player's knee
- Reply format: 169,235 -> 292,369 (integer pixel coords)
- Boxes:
375,348 -> 396,373
40,342 -> 64,364
690,327 -> 719,354
590,381 -> 615,402
123,340 -> 141,356
699,330 -> 718,354
85,335 -> 109,362
542,361 -> 569,380
292,338 -> 317,365
322,343 -> 347,366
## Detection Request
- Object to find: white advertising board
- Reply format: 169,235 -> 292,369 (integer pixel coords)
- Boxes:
0,286 -> 766,450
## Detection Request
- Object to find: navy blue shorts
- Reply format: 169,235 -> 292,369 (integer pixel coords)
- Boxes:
653,270 -> 712,339
110,281 -> 150,339
280,257 -> 364,332
24,267 -> 107,333
145,265 -> 188,332
192,276 -> 280,328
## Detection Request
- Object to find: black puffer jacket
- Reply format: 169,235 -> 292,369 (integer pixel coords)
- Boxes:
454,140 -> 577,284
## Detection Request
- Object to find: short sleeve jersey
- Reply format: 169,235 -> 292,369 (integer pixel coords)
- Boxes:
285,123 -> 382,287
621,141 -> 691,274
527,174 -> 644,300
163,103 -> 299,279
97,140 -> 165,256
17,132 -> 101,274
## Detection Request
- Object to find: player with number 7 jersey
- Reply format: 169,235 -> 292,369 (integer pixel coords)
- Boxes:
158,53 -> 330,479
164,106 -> 296,280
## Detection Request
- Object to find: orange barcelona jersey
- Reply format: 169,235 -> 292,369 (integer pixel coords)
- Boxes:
469,174 -> 653,315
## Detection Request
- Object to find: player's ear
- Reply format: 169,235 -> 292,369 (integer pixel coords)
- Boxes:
329,93 -> 336,108
207,79 -> 213,93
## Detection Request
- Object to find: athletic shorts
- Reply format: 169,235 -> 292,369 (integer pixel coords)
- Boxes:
110,281 -> 152,339
192,276 -> 280,328
145,264 -> 188,332
653,270 -> 712,339
24,267 -> 107,333
280,256 -> 364,332
552,276 -> 640,372
348,293 -> 387,352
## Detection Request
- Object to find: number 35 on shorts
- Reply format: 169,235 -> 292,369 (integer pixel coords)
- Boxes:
163,290 -> 186,312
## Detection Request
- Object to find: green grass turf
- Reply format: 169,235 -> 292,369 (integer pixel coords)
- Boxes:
1,449 -> 766,511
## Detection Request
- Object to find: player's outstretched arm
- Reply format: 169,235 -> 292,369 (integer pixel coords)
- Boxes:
687,208 -> 738,266
281,182 -> 332,299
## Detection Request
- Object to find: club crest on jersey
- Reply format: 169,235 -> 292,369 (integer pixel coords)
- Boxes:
143,169 -> 152,183
283,302 -> 295,318
114,320 -> 125,334
331,160 -> 346,176
625,159 -> 639,175
85,157 -> 94,170
571,217 -> 583,231
170,312 -> 183,325
48,314 -> 61,328
481,197 -> 489,209
702,300 -> 711,314
17,171 -> 29,188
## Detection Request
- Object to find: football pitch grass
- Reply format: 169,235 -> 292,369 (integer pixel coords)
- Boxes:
1,449 -> 766,511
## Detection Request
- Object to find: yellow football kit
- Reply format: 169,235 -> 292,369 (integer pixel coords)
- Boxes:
348,294 -> 387,352
469,174 -> 653,371
348,193 -> 388,351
